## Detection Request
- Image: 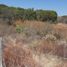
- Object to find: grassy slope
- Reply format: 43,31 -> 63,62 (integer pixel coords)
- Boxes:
0,20 -> 67,67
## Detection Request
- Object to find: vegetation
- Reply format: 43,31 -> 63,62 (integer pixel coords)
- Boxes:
0,4 -> 57,24
0,4 -> 67,67
16,25 -> 22,33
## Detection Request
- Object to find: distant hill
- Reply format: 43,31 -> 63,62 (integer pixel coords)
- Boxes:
0,4 -> 8,7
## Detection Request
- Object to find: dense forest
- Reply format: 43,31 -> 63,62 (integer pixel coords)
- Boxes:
0,4 -> 57,24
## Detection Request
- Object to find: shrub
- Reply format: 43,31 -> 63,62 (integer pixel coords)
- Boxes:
0,4 -> 58,23
16,25 -> 22,33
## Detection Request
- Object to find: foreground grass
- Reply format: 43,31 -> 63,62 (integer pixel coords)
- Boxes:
1,20 -> 67,67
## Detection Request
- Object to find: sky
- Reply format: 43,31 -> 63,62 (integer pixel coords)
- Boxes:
0,0 -> 67,16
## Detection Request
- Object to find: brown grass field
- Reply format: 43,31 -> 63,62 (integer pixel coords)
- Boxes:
0,20 -> 67,67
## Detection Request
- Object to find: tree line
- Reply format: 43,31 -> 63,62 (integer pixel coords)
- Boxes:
0,4 -> 58,24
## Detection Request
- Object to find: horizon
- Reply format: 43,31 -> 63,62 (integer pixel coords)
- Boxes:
0,0 -> 67,16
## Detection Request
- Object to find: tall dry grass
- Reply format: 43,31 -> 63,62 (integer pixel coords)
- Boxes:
3,36 -> 66,67
1,20 -> 67,67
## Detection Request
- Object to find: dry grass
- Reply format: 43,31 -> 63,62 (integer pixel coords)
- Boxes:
3,36 -> 40,67
3,36 -> 67,67
3,36 -> 66,67
1,20 -> 67,67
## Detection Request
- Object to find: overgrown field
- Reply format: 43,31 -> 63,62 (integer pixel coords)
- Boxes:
0,20 -> 67,67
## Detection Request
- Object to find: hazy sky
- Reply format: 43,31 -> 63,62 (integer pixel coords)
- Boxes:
0,0 -> 67,16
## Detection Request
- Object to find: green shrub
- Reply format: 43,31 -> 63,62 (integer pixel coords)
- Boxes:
0,4 -> 58,23
16,25 -> 22,33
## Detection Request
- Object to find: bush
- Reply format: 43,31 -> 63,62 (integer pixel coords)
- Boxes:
16,25 -> 22,33
0,4 -> 58,24
36,10 -> 57,22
